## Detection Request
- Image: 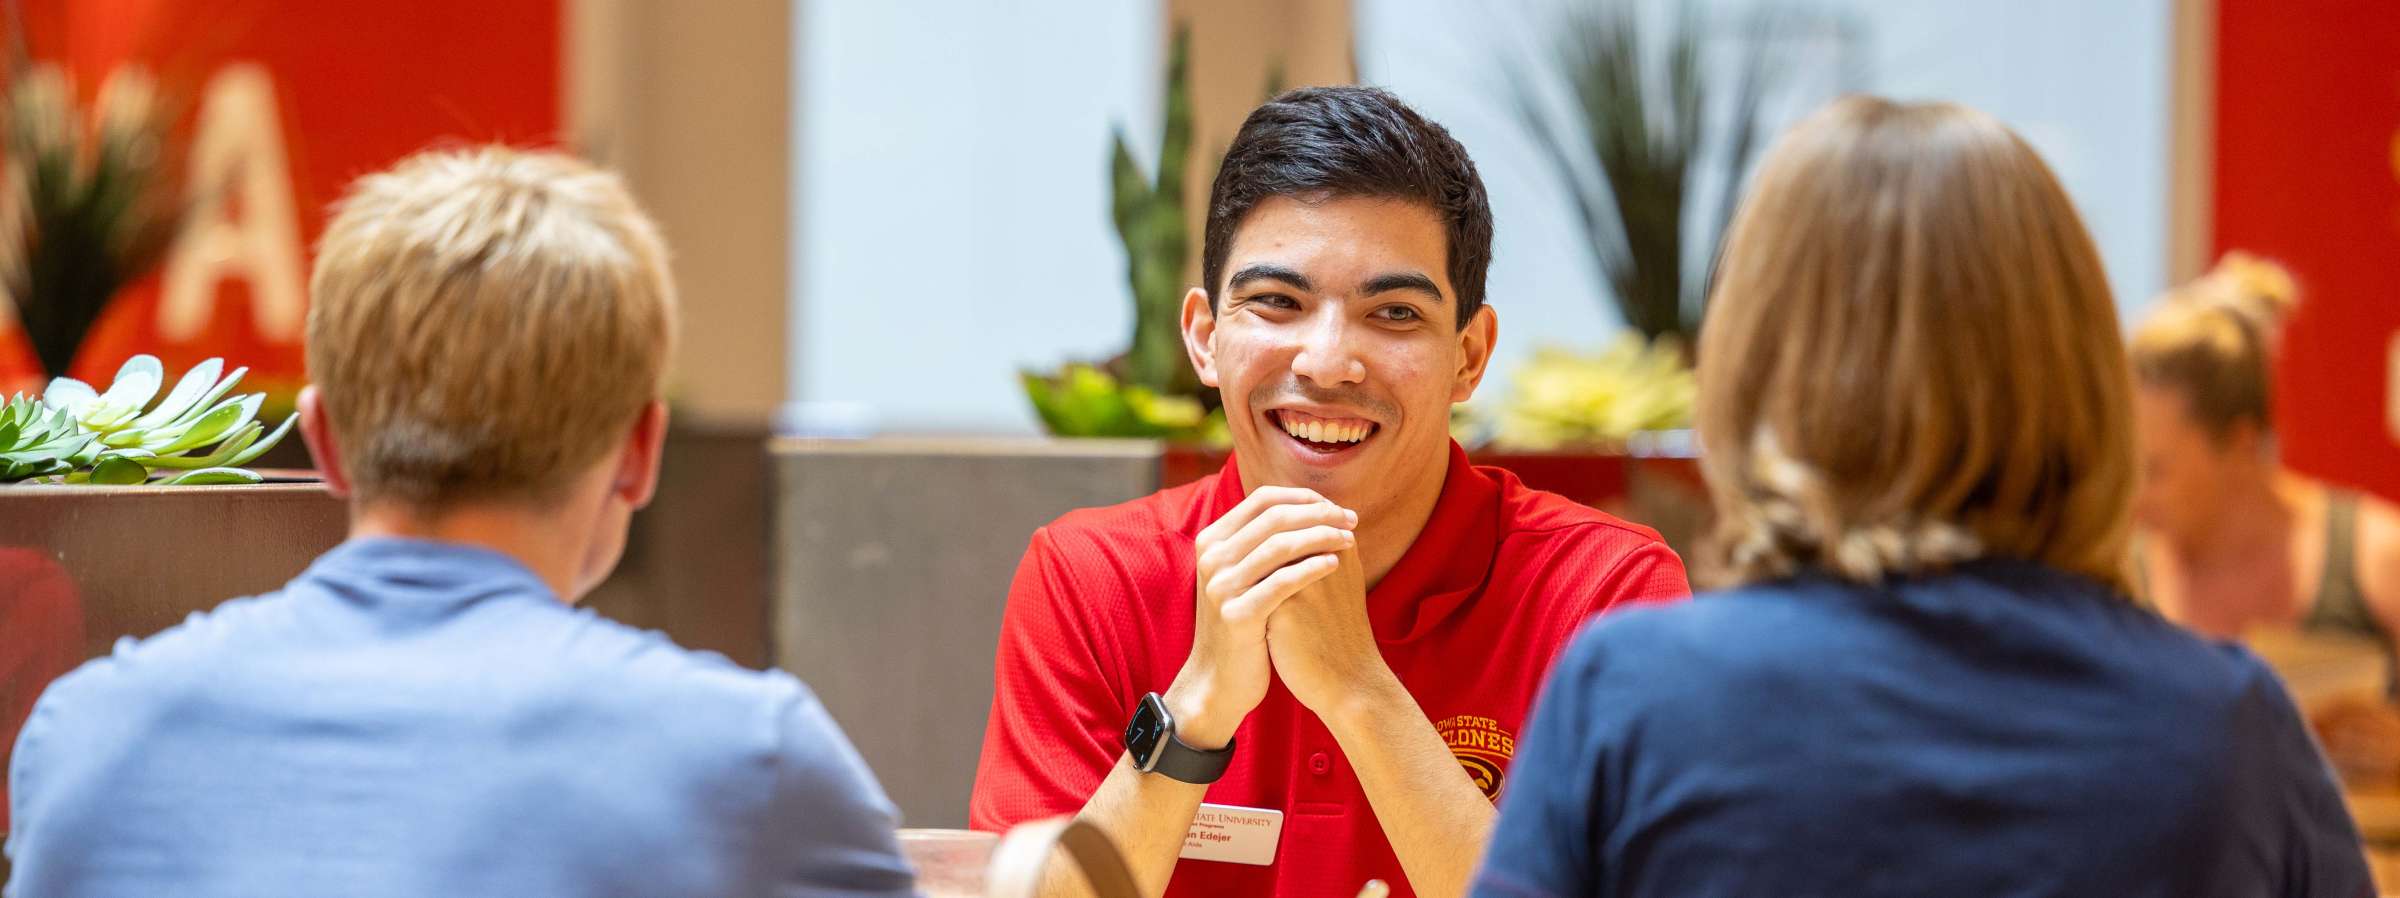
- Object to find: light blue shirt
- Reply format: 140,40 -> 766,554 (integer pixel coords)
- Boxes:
6,537 -> 918,898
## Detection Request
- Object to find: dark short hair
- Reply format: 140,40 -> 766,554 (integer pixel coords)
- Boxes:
1201,86 -> 1493,329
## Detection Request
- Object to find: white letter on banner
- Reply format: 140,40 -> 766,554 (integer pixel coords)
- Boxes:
157,63 -> 305,343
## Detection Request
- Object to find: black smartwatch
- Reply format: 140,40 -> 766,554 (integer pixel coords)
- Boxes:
1123,692 -> 1235,784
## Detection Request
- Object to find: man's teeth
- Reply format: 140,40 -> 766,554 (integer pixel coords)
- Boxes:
1281,416 -> 1370,444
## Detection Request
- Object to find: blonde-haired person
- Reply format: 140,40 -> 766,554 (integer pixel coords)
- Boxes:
1469,97 -> 2368,897
2132,254 -> 2400,664
4,148 -> 916,898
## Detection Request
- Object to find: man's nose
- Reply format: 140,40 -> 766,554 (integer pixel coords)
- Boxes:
1290,312 -> 1366,386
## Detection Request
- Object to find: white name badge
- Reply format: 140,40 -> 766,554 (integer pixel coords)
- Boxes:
1180,803 -> 1285,865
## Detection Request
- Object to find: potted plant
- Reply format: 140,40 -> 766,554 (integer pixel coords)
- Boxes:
1,38 -> 187,385
1019,26 -> 1226,445
3,354 -> 294,485
1439,2 -> 1854,554
1506,0 -> 1797,349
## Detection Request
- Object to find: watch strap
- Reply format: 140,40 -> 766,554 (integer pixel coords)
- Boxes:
1152,731 -> 1235,785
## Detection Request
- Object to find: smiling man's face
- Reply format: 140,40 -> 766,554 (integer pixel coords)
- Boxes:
1183,193 -> 1495,517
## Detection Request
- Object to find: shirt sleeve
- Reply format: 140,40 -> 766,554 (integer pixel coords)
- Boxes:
1471,623 -> 1613,898
1542,537 -> 1690,667
2230,660 -> 2376,898
968,528 -> 1131,832
1584,539 -> 1690,617
766,678 -> 919,898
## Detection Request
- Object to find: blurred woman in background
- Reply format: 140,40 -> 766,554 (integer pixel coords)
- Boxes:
1468,97 -> 2368,897
2130,255 -> 2400,658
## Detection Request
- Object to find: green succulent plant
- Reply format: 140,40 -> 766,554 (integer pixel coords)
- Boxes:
1461,334 -> 1696,451
0,392 -> 92,481
1021,363 -> 1225,445
3,354 -> 294,485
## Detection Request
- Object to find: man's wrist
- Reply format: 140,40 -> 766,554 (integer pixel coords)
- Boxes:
1323,666 -> 1413,741
1161,671 -> 1240,751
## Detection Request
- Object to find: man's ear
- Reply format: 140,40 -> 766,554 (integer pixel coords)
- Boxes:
1451,304 -> 1498,403
296,386 -> 351,500
1182,287 -> 1220,389
614,401 -> 670,509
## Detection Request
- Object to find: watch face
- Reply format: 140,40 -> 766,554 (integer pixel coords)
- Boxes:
1124,693 -> 1169,770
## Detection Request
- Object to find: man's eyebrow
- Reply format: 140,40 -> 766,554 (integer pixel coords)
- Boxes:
1361,271 -> 1444,302
1228,264 -> 1312,293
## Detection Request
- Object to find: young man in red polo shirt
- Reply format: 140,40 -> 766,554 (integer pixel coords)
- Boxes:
970,87 -> 1689,898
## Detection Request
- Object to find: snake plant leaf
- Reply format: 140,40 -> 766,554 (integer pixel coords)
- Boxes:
130,357 -> 224,429
40,377 -> 99,418
167,366 -> 248,429
165,467 -> 263,486
93,355 -> 164,418
88,454 -> 150,485
158,393 -> 262,454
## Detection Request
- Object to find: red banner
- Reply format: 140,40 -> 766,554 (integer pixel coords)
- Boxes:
3,0 -> 561,399
2214,0 -> 2400,501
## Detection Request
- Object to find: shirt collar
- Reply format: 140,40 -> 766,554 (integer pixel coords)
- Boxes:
299,536 -> 559,607
1204,441 -> 1502,643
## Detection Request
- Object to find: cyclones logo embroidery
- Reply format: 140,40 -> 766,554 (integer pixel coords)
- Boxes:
1436,714 -> 1515,801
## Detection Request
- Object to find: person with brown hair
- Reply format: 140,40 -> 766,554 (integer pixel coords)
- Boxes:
1469,97 -> 2369,897
4,147 -> 915,898
2130,254 -> 2400,663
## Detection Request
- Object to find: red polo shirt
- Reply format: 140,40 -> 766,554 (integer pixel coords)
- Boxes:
970,443 -> 1689,898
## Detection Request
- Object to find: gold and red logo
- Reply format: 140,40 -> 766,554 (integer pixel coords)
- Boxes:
1436,714 -> 1516,801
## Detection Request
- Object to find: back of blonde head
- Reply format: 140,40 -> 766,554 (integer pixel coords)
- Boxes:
308,146 -> 677,508
1697,96 -> 2134,592
2129,252 -> 2297,441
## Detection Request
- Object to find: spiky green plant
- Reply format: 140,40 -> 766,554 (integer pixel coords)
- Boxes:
2,51 -> 188,380
1110,25 -> 1197,398
1022,25 -> 1212,440
1509,2 -> 1786,345
2,354 -> 293,485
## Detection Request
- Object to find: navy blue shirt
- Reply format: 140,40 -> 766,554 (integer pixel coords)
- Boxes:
1473,560 -> 2370,898
7,538 -> 918,898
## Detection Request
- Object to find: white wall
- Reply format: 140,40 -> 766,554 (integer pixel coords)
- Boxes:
790,0 -> 2173,435
788,0 -> 1161,434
